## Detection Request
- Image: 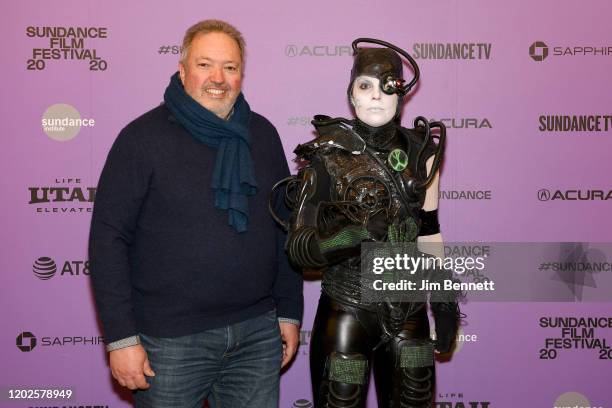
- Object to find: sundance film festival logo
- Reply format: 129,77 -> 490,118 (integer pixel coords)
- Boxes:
412,43 -> 492,60
530,40 -> 612,62
15,331 -> 103,352
26,26 -> 109,71
32,257 -> 90,280
538,115 -> 612,132
41,104 -> 95,142
539,316 -> 612,361
28,177 -> 95,214
285,44 -> 351,57
538,189 -> 612,201
16,332 -> 37,352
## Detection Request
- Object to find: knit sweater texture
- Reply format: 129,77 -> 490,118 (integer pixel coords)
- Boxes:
89,104 -> 303,343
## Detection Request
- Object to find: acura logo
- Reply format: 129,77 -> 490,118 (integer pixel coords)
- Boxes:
538,189 -> 551,201
285,44 -> 298,57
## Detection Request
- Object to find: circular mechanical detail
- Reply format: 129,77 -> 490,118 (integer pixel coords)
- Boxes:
388,148 -> 408,172
343,176 -> 391,210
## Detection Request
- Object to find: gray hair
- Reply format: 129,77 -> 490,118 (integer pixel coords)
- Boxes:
180,19 -> 246,64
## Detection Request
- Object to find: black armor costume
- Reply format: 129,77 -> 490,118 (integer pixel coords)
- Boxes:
270,38 -> 461,408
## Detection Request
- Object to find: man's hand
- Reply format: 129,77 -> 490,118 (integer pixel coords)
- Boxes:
109,344 -> 155,390
279,322 -> 300,368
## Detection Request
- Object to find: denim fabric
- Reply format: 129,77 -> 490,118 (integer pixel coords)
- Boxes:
134,310 -> 282,408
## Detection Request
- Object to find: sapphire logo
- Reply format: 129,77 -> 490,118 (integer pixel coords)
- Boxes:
530,41 -> 549,61
529,40 -> 611,61
16,332 -> 37,352
33,257 -> 57,280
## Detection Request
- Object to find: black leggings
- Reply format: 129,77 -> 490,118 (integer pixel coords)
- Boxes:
310,294 -> 434,408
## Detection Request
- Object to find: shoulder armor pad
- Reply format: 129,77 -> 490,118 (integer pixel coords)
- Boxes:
294,115 -> 366,158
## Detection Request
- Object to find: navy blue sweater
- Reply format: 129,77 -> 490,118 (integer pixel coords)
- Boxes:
89,104 -> 303,343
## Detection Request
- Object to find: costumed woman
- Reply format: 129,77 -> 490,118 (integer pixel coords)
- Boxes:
270,38 -> 461,408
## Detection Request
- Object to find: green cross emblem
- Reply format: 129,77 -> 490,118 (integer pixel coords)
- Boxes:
388,149 -> 408,172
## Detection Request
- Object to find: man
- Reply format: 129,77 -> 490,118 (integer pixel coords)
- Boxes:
89,20 -> 302,408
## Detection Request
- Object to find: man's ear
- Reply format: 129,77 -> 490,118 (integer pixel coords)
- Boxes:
178,63 -> 186,85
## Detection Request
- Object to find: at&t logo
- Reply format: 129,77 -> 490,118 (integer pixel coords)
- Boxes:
33,257 -> 57,280
32,256 -> 90,280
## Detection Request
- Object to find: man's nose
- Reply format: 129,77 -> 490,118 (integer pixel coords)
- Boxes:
210,67 -> 225,84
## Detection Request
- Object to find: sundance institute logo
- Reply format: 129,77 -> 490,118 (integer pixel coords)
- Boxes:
529,41 -> 549,61
41,103 -> 95,141
16,331 -> 37,352
554,391 -> 597,408
33,257 -> 57,280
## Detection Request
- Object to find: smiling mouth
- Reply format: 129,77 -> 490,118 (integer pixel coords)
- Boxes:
203,88 -> 228,98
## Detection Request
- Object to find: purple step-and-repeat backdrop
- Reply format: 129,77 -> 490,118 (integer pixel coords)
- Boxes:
2,0 -> 612,407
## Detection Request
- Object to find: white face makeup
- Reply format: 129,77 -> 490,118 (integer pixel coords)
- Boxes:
351,75 -> 398,127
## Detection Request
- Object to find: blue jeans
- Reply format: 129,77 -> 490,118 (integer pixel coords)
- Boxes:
134,310 -> 282,408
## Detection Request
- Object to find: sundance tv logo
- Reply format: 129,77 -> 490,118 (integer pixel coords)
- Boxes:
538,189 -> 612,201
41,103 -> 95,142
530,40 -> 612,62
16,331 -> 37,352
412,42 -> 492,60
538,115 -> 612,132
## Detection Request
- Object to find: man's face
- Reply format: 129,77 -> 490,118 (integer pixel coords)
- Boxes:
351,75 -> 398,127
179,32 -> 242,119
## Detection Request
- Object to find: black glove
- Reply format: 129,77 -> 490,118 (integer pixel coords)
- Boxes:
431,301 -> 460,353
